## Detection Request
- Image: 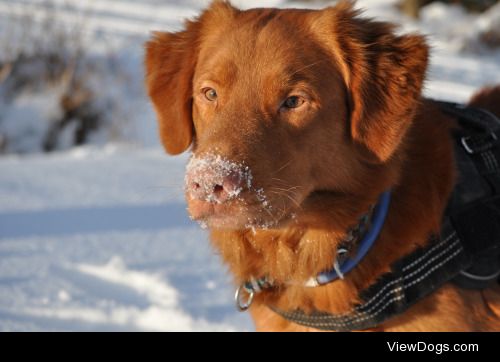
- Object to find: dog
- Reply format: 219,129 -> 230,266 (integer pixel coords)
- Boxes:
145,0 -> 500,331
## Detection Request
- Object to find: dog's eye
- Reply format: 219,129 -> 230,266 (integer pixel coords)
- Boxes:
282,96 -> 304,109
204,88 -> 218,102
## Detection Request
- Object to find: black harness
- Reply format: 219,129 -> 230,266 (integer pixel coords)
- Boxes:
271,101 -> 500,331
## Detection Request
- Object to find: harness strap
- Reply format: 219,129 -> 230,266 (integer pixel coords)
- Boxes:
439,100 -> 500,194
271,224 -> 469,331
434,100 -> 500,136
441,100 -> 500,287
449,195 -> 500,289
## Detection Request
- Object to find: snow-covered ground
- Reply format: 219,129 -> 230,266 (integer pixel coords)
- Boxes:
0,146 -> 253,331
0,0 -> 499,331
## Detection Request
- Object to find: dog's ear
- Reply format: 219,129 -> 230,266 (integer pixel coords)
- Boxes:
323,2 -> 429,162
145,29 -> 197,155
144,1 -> 237,155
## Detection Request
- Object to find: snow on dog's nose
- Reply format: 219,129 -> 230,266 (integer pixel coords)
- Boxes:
185,155 -> 251,204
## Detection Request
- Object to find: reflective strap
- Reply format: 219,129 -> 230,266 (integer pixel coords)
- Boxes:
271,226 -> 469,331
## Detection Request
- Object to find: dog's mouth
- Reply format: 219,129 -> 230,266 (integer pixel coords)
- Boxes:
187,191 -> 299,230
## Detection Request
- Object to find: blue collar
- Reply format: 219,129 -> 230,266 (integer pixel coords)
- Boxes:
236,190 -> 392,311
310,190 -> 392,286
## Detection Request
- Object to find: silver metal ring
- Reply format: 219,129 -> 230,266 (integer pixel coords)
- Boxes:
235,285 -> 254,312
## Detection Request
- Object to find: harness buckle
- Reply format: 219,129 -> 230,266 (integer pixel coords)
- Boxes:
461,132 -> 497,154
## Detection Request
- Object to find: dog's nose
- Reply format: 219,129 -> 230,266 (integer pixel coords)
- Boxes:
186,156 -> 249,204
188,170 -> 244,203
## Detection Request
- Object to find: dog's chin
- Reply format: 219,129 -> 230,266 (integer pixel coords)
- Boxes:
187,198 -> 296,230
198,213 -> 294,230
189,209 -> 284,230
201,214 -> 255,230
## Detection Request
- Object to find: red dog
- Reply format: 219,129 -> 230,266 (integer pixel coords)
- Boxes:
145,1 -> 500,331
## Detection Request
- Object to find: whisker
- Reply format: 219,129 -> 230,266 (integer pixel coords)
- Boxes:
270,178 -> 295,188
282,193 -> 302,209
278,196 -> 288,221
271,159 -> 293,176
270,186 -> 302,193
269,190 -> 302,210
263,205 -> 279,226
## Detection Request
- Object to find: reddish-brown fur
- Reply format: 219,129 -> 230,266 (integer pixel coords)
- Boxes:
145,0 -> 500,331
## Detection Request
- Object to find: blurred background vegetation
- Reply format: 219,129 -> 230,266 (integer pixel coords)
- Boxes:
0,0 -> 499,155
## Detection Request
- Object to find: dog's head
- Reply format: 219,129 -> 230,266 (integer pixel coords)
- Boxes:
145,1 -> 428,230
